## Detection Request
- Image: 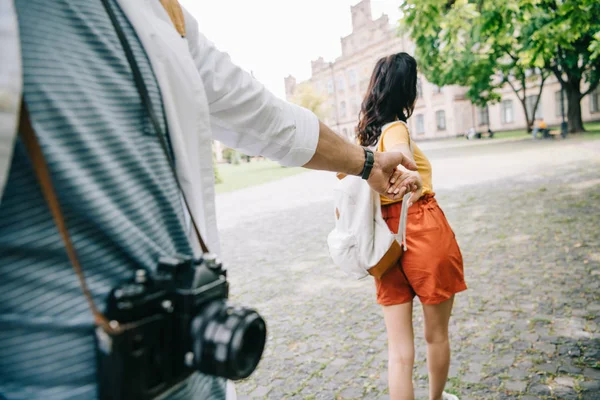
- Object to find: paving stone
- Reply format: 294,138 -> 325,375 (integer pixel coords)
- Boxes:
558,344 -> 582,357
249,386 -> 270,398
505,380 -> 527,392
533,342 -> 556,355
552,385 -> 579,399
584,367 -> 600,380
528,383 -> 552,396
537,361 -> 561,374
331,358 -> 349,367
463,372 -> 482,384
581,393 -> 600,400
507,367 -> 530,380
558,361 -> 583,374
520,333 -> 540,342
554,376 -> 576,387
480,375 -> 501,388
511,340 -> 531,351
497,354 -> 516,368
584,347 -> 600,360
339,387 -> 364,399
581,380 -> 600,392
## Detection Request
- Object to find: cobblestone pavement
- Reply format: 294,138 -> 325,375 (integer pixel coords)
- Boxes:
216,138 -> 600,400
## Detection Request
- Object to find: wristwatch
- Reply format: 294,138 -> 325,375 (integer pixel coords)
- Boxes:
360,148 -> 374,180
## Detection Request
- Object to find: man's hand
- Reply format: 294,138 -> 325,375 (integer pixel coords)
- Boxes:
367,151 -> 419,201
302,122 -> 419,199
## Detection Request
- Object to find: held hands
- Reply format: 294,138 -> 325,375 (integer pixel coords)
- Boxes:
403,171 -> 423,207
366,151 -> 422,203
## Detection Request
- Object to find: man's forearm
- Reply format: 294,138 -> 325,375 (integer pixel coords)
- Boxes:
302,121 -> 364,176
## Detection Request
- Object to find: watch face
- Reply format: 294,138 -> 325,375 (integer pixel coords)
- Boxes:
362,149 -> 375,179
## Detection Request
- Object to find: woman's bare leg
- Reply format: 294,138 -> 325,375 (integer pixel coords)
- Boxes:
382,301 -> 415,400
422,296 -> 455,400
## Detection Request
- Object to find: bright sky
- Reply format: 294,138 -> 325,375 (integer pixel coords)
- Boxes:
180,0 -> 401,99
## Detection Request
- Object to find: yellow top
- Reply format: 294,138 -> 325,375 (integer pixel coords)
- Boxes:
378,121 -> 433,205
538,120 -> 547,129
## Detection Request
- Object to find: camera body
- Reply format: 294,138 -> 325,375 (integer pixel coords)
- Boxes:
95,254 -> 266,400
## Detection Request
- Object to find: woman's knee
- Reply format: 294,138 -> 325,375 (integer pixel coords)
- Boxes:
388,346 -> 415,367
424,328 -> 448,345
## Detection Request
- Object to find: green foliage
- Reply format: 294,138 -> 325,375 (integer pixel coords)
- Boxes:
400,0 -> 600,132
590,31 -> 600,62
222,147 -> 242,164
289,83 -> 328,120
212,147 -> 222,184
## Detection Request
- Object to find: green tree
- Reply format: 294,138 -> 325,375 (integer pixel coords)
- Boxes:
289,83 -> 328,120
523,0 -> 600,132
213,147 -> 222,184
400,0 -> 600,133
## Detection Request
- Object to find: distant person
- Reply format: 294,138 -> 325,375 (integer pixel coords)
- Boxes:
532,118 -> 548,139
356,53 -> 467,400
467,126 -> 477,140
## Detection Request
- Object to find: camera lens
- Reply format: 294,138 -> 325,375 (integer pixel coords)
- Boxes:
190,300 -> 266,380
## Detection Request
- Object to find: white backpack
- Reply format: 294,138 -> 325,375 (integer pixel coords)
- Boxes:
327,122 -> 413,280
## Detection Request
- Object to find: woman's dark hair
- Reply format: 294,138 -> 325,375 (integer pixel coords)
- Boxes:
356,53 -> 418,146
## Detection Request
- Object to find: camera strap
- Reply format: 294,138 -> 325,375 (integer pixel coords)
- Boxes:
101,0 -> 209,254
17,0 -> 210,333
18,102 -> 116,333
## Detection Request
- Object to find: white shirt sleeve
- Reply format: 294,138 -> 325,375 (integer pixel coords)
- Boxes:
182,8 -> 319,167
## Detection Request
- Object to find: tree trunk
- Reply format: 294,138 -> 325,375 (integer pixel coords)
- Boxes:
519,99 -> 533,133
565,78 -> 585,133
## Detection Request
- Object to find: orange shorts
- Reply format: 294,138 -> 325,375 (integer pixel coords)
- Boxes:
375,194 -> 467,306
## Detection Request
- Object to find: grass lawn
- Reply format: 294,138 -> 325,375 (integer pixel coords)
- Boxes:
492,128 -> 531,138
582,121 -> 600,139
215,160 -> 306,194
486,121 -> 600,140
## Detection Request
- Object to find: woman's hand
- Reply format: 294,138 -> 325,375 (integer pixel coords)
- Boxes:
365,151 -> 418,200
379,162 -> 422,202
405,171 -> 423,207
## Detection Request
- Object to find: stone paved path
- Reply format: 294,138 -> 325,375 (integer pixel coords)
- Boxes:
216,138 -> 600,400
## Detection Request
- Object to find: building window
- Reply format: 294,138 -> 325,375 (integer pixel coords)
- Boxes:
327,79 -> 334,94
337,76 -> 345,93
415,114 -> 425,135
591,88 -> 600,113
360,78 -> 369,93
477,106 -> 489,126
436,110 -> 446,130
555,90 -> 569,117
339,101 -> 346,118
348,70 -> 357,88
525,95 -> 542,120
433,85 -> 443,94
502,100 -> 514,124
352,100 -> 360,116
417,78 -> 423,98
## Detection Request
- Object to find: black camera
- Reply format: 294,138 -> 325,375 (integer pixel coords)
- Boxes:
95,254 -> 266,400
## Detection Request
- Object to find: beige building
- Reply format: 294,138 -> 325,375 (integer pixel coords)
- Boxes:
284,0 -> 600,141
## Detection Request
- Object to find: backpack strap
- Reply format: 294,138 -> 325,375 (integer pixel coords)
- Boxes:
160,0 -> 186,37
